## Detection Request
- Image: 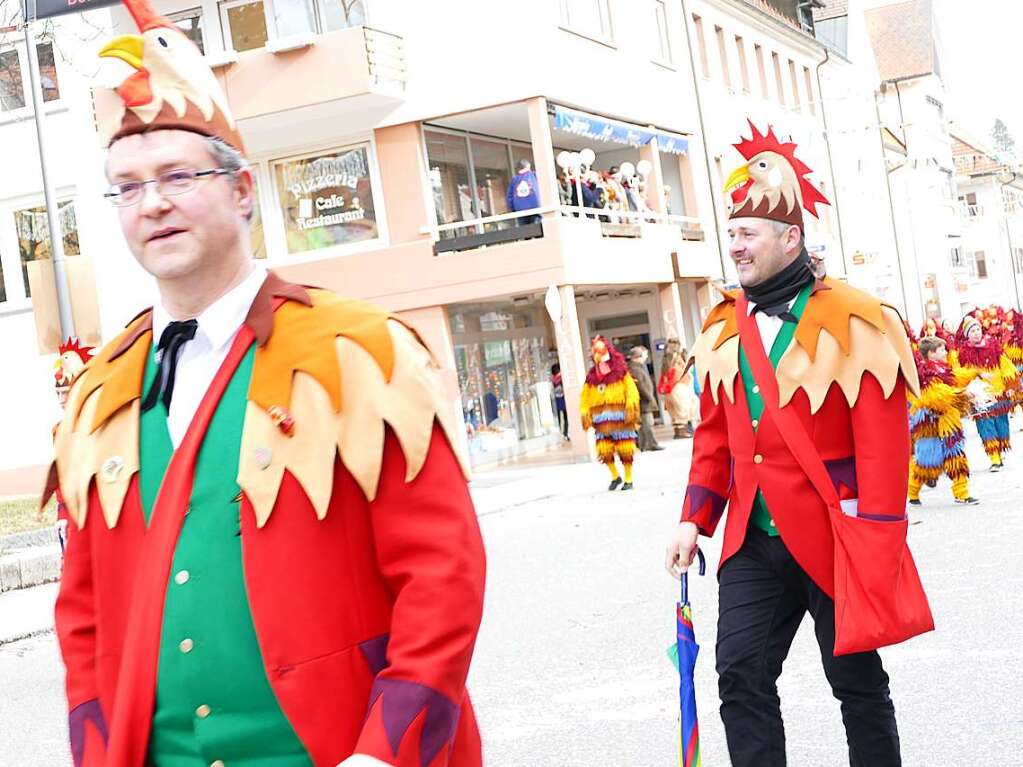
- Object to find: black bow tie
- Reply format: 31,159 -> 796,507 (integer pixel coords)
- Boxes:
141,319 -> 199,413
752,302 -> 800,324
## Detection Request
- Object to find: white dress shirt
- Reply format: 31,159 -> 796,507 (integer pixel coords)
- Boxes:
745,296 -> 797,354
151,265 -> 268,447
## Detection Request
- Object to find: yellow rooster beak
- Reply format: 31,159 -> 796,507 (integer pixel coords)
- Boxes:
99,35 -> 145,70
723,164 -> 751,194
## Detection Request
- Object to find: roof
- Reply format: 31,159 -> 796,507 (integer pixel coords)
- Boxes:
951,136 -> 1006,177
740,0 -> 814,36
814,0 -> 848,21
864,0 -> 938,82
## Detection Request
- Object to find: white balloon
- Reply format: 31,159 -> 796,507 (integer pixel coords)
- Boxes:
556,151 -> 570,169
636,160 -> 652,176
569,152 -> 582,169
580,148 -> 596,166
620,162 -> 635,177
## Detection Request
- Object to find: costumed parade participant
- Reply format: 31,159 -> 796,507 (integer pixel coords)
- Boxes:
1003,308 -> 1023,405
951,313 -> 1017,471
658,339 -> 699,439
52,338 -> 96,553
46,2 -> 486,765
580,336 -> 640,490
920,316 -> 953,350
908,336 -> 977,506
664,120 -> 932,767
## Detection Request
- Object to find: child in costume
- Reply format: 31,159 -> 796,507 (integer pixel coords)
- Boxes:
580,336 -> 641,490
908,336 -> 977,505
951,314 -> 1017,471
658,340 -> 699,439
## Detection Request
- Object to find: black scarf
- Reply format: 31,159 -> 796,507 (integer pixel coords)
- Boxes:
744,248 -> 815,323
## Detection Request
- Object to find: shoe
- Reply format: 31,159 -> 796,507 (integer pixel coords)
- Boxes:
991,464 -> 1003,472
608,478 -> 623,491
925,479 -> 937,488
908,499 -> 921,506
955,497 -> 980,505
621,482 -> 633,491
650,445 -> 666,451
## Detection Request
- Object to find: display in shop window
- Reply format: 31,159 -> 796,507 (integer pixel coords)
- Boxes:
273,144 -> 378,254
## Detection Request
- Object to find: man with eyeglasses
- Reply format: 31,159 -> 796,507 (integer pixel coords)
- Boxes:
46,2 -> 486,767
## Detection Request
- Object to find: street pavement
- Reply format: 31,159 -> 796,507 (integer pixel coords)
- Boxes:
2,427 -> 1022,766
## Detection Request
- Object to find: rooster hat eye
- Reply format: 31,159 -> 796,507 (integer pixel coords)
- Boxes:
158,36 -> 169,48
757,161 -> 768,169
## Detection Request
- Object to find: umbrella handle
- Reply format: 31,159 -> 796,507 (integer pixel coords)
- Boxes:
681,548 -> 706,605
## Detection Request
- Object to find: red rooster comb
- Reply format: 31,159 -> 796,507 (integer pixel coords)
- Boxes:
58,337 -> 95,363
734,119 -> 830,219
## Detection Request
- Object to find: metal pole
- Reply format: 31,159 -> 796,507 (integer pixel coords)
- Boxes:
24,19 -> 75,341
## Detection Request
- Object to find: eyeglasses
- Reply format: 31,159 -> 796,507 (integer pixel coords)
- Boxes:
104,168 -> 233,207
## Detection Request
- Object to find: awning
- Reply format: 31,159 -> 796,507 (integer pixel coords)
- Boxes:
552,105 -> 689,155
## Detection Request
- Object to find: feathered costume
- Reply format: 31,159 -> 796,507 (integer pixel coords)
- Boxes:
1004,309 -> 1023,404
580,336 -> 641,489
951,315 -> 1018,466
908,357 -> 972,501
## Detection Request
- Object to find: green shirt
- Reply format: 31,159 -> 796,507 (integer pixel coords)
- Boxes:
139,344 -> 312,767
738,283 -> 812,536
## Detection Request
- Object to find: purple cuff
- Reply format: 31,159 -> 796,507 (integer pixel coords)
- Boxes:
368,678 -> 460,767
69,699 -> 107,767
682,484 -> 727,531
824,456 -> 858,495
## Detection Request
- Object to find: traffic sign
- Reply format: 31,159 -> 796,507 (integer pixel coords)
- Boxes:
22,0 -> 120,22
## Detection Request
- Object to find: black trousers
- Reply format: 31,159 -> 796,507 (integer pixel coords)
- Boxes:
716,526 -> 901,767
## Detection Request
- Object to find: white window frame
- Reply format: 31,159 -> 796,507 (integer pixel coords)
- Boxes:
0,38 -> 66,126
315,0 -> 370,35
169,7 -> 208,55
559,0 -> 615,46
0,188 -> 78,311
652,0 -> 672,67
261,135 -> 389,265
218,0 -> 369,52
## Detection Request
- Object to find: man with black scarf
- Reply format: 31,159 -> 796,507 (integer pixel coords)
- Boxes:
663,122 -> 931,767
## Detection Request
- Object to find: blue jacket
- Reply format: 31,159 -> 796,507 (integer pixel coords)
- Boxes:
507,171 -> 541,212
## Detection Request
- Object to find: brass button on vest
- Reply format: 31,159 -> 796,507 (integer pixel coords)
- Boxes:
174,570 -> 190,585
196,704 -> 212,719
179,638 -> 194,654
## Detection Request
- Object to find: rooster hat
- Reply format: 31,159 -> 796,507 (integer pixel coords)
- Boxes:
94,0 -> 245,151
722,120 -> 829,230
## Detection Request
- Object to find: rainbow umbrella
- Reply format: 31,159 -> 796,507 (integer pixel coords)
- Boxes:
668,548 -> 706,767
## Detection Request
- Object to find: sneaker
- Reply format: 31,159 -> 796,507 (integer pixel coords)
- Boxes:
991,464 -> 1003,472
650,445 -> 666,451
908,499 -> 922,506
955,497 -> 980,505
621,482 -> 634,491
608,478 -> 623,491
925,479 -> 937,488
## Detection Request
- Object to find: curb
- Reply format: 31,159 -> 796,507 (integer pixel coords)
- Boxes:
0,626 -> 54,648
0,545 -> 62,593
0,526 -> 59,552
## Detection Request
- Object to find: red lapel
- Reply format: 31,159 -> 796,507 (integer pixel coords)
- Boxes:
104,326 -> 256,767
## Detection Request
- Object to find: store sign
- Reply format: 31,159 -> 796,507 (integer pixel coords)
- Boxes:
22,0 -> 120,21
273,145 -> 378,254
551,105 -> 688,155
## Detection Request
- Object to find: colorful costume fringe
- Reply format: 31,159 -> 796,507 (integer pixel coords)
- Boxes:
952,332 -> 1018,464
580,337 -> 640,483
907,358 -> 971,501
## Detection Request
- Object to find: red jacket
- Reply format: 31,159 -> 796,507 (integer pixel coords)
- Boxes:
49,275 -> 486,767
682,280 -> 932,652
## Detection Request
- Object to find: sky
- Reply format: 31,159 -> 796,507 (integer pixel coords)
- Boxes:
931,0 -> 1023,149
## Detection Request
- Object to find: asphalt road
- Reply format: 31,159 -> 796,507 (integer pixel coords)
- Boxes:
2,427 -> 1022,766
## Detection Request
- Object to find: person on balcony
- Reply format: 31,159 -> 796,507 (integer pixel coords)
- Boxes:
46,3 -> 486,767
506,159 -> 541,225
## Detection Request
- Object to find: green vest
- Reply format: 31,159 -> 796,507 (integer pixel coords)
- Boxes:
139,344 -> 312,767
739,284 -> 812,537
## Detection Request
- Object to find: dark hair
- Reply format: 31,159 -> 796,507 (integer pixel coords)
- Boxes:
551,363 -> 561,375
517,159 -> 531,172
919,336 -> 946,359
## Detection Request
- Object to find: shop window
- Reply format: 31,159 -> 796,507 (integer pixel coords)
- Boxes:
653,0 -> 671,64
220,0 -> 269,51
735,35 -> 750,93
692,15 -> 709,78
170,8 -> 206,54
560,0 -> 613,43
715,26 -> 730,88
36,43 -> 60,102
0,48 -> 24,111
322,0 -> 367,31
15,201 -> 80,298
272,144 -> 379,254
754,43 -> 768,99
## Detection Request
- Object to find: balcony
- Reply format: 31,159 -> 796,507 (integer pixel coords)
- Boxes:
212,26 -> 405,151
